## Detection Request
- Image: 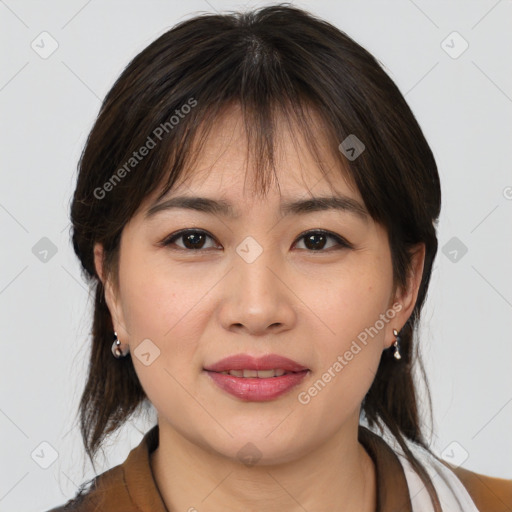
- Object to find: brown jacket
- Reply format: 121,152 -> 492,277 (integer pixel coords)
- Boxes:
46,424 -> 512,512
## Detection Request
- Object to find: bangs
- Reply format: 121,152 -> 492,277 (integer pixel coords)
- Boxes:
150,96 -> 355,208
90,10 -> 377,235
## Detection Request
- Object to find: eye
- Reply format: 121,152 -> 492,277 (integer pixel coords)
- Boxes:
293,229 -> 352,251
160,229 -> 352,252
161,229 -> 219,251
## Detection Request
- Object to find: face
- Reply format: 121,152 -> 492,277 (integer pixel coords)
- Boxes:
95,105 -> 423,465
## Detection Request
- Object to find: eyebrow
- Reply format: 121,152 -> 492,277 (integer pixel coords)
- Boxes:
145,194 -> 369,222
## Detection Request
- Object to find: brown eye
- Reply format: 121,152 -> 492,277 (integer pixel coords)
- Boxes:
294,230 -> 352,251
162,229 -> 218,250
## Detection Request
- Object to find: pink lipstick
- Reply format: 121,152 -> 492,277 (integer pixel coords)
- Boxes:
203,354 -> 309,401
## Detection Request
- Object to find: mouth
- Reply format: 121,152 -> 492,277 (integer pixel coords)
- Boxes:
203,354 -> 309,401
215,368 -> 296,378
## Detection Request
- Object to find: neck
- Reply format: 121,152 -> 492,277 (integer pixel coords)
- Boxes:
150,417 -> 376,512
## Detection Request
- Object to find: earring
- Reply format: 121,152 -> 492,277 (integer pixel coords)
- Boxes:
111,331 -> 129,358
392,328 -> 402,360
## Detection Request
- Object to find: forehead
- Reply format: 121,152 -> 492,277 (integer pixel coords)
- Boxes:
168,103 -> 361,204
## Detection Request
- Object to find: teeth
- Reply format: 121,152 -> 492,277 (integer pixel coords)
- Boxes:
219,369 -> 288,378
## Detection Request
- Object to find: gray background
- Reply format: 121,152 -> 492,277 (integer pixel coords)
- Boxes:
1,0 -> 511,510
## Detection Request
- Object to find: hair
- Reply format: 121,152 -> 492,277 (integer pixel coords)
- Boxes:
70,3 -> 444,509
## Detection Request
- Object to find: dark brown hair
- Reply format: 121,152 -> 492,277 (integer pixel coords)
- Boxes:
70,3 -> 443,509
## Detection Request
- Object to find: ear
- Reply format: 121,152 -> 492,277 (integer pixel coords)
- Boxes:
386,243 -> 426,348
94,242 -> 129,341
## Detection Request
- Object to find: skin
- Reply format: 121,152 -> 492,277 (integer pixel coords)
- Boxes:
94,105 -> 425,512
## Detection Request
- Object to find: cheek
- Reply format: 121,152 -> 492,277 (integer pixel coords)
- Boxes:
117,258 -> 212,415
118,248 -> 203,337
117,249 -> 217,386
301,264 -> 392,408
316,263 -> 392,347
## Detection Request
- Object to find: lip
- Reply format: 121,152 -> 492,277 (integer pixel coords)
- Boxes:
203,354 -> 309,402
205,370 -> 309,401
203,354 -> 308,373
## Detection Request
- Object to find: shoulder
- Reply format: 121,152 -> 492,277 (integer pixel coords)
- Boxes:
43,464 -> 135,512
44,425 -> 163,512
441,460 -> 512,512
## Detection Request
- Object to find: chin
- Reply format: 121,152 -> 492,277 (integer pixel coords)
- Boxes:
196,429 -> 309,467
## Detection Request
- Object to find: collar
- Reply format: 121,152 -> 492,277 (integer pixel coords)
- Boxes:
89,424 -> 412,512
358,425 -> 413,511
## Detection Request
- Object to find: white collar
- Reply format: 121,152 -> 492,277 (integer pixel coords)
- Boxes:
360,417 -> 481,511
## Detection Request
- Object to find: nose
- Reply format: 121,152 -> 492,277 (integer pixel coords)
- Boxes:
218,236 -> 297,336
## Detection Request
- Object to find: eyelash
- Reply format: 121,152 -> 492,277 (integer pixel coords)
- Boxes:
160,228 -> 353,253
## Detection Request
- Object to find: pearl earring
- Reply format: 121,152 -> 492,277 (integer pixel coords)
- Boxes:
392,328 -> 402,360
111,331 -> 129,358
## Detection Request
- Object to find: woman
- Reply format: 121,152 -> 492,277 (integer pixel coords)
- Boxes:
47,4 -> 512,511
